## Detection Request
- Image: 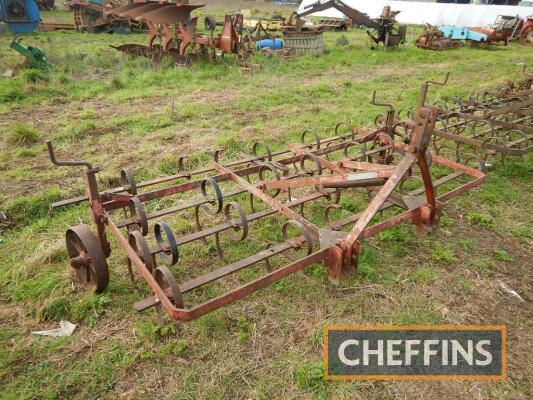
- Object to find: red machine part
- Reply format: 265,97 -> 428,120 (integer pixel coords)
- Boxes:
520,16 -> 533,44
108,2 -> 244,61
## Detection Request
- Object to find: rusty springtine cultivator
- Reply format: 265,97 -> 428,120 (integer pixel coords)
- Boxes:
432,71 -> 532,168
108,1 -> 247,64
47,77 -> 485,322
370,69 -> 532,169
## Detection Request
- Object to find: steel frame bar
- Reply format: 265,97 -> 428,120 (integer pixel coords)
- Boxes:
50,131 -> 355,208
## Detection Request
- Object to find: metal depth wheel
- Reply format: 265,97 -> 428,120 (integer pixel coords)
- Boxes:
66,224 -> 109,293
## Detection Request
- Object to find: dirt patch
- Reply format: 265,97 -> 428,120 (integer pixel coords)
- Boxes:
0,87 -> 237,134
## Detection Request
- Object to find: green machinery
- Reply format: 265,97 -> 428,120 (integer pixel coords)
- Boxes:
10,37 -> 53,70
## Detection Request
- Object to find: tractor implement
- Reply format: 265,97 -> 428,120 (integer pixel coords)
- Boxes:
48,77 -> 484,322
109,2 -> 248,64
284,0 -> 406,50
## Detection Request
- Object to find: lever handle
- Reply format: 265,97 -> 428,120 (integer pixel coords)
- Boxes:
46,140 -> 93,169
426,72 -> 450,87
370,91 -> 394,110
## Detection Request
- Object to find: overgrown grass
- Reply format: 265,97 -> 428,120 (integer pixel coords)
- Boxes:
0,4 -> 532,400
7,122 -> 40,145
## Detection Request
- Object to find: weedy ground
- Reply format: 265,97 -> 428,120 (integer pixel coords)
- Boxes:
0,2 -> 532,399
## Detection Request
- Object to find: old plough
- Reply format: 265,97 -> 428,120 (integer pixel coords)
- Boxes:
108,2 -> 247,64
48,77 -> 485,321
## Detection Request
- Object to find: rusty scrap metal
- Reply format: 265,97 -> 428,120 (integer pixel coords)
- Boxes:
415,24 -> 461,51
47,79 -> 484,322
109,3 -> 249,64
65,0 -> 142,33
469,26 -> 513,46
285,1 -> 406,50
516,16 -> 533,44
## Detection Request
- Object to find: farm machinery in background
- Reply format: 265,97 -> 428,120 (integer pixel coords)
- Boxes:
519,16 -> 533,44
0,0 -> 53,73
64,0 -> 145,33
36,0 -> 53,11
415,25 -> 488,50
416,14 -> 533,50
109,2 -> 249,65
283,0 -> 406,50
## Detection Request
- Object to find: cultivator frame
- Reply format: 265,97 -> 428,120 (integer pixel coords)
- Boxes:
48,77 -> 485,322
432,71 -> 532,167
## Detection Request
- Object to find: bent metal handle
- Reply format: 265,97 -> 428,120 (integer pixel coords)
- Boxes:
46,140 -> 93,170
417,72 -> 450,117
426,71 -> 450,87
370,91 -> 394,111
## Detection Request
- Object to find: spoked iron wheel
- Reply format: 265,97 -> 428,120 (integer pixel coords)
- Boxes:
66,224 -> 109,293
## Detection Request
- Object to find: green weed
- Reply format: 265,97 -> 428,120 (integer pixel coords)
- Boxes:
79,107 -> 97,119
109,76 -> 125,89
40,297 -> 71,321
15,147 -> 40,158
467,212 -> 493,226
7,122 -> 40,145
336,35 -> 350,47
136,317 -> 177,342
193,311 -> 230,338
20,68 -> 49,83
235,316 -> 254,343
70,293 -> 111,326
493,249 -> 512,262
295,361 -> 327,399
432,244 -> 456,264
411,266 -> 435,284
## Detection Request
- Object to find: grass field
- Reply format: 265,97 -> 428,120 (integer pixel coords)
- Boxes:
0,3 -> 532,399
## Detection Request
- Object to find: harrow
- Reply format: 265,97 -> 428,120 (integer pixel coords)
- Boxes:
371,70 -> 532,169
433,71 -> 532,168
48,77 -> 485,322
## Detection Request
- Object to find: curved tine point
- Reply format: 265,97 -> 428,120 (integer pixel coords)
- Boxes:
46,140 -> 56,162
178,156 -> 188,173
213,149 -> 224,163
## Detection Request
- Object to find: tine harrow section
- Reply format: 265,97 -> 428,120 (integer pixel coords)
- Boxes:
47,80 -> 485,322
433,74 -> 532,168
